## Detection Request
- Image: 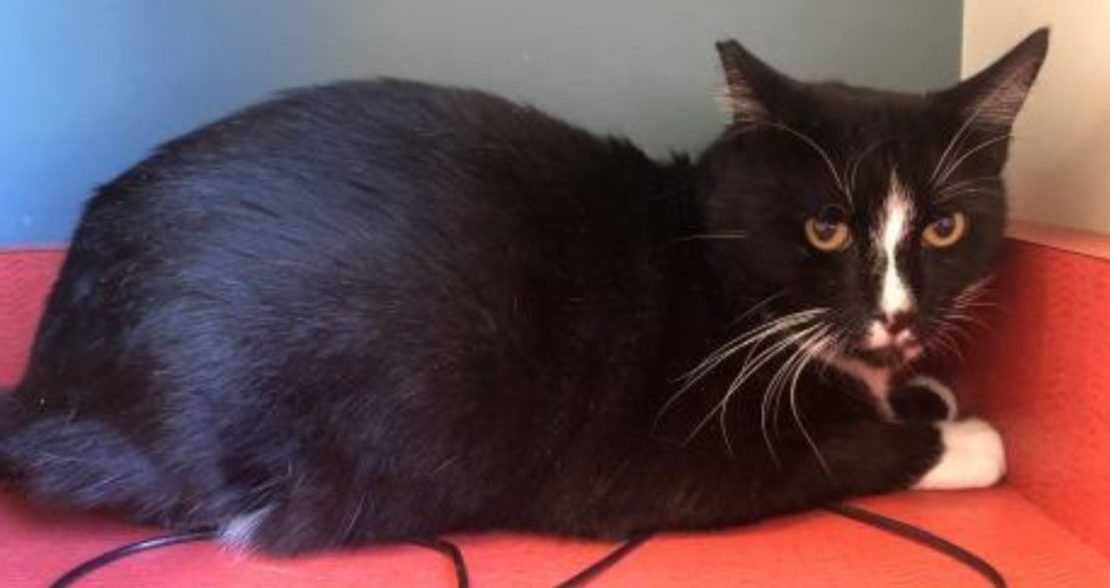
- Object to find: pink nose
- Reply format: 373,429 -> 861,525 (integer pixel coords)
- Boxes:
877,310 -> 915,336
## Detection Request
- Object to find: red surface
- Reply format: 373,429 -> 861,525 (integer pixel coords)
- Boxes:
1,490 -> 1108,587
0,249 -> 63,386
2,246 -> 1110,586
960,241 -> 1110,558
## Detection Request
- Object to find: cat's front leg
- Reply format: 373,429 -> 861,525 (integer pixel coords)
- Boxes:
912,418 -> 1006,490
810,416 -> 1005,496
858,374 -> 1008,491
889,375 -> 959,422
826,372 -> 1004,491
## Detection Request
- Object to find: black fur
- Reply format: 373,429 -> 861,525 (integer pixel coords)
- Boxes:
0,31 -> 1048,553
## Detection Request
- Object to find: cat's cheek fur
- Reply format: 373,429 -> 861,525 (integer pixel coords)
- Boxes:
913,418 -> 1006,490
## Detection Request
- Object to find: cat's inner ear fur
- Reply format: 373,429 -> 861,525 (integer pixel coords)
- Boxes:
715,39 -> 786,124
942,27 -> 1049,130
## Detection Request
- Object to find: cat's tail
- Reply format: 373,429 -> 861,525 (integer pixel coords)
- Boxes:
0,389 -> 174,518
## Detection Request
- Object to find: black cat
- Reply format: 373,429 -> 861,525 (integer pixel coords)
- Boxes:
0,30 -> 1047,554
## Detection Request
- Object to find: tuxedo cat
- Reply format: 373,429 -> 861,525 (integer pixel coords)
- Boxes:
0,29 -> 1047,554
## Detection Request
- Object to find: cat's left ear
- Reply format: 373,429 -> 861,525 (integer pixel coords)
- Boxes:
715,40 -> 794,124
938,27 -> 1050,130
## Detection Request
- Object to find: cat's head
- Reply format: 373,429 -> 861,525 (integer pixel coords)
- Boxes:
699,29 -> 1048,371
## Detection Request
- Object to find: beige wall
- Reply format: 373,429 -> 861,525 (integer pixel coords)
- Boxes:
963,1 -> 1110,235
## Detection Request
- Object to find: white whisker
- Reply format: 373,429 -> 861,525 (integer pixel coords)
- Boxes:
936,134 -> 1012,186
765,326 -> 828,439
938,176 -> 1001,194
846,138 -> 887,195
655,308 -> 822,428
675,232 -> 748,242
685,319 -> 826,448
763,122 -> 849,202
759,327 -> 824,460
929,67 -> 1027,187
788,333 -> 833,478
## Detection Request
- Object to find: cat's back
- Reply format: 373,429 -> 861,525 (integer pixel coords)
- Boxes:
81,77 -> 661,252
35,78 -> 672,396
115,78 -> 639,200
21,75 -> 675,426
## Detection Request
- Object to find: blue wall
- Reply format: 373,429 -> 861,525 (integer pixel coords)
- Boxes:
0,1 -> 962,245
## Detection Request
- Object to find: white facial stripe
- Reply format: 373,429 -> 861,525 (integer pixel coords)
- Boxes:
875,173 -> 915,319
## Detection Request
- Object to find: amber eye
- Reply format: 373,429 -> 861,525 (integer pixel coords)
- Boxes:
922,211 -> 968,248
804,216 -> 852,252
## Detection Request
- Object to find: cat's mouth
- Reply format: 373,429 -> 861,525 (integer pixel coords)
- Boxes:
852,340 -> 924,369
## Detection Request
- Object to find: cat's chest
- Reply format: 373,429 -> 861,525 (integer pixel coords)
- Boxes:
824,357 -> 894,419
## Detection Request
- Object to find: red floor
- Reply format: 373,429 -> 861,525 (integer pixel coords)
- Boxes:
3,246 -> 1109,587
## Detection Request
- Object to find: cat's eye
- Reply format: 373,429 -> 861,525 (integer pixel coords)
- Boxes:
922,211 -> 968,248
804,217 -> 852,252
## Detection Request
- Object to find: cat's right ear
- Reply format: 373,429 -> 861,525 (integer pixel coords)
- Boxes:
937,27 -> 1049,131
715,40 -> 790,124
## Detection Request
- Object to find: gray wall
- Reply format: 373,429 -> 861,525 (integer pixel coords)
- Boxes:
0,0 -> 962,245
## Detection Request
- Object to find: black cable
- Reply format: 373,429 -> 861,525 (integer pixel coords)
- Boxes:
48,528 -> 221,588
48,530 -> 472,588
46,504 -> 1007,588
407,537 -> 471,588
551,531 -> 655,588
825,502 -> 1007,588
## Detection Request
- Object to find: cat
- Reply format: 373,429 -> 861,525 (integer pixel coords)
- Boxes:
0,29 -> 1047,554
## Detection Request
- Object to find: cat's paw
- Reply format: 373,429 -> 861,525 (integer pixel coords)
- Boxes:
890,375 -> 958,422
913,418 -> 1006,490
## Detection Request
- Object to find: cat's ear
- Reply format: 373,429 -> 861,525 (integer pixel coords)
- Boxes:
715,40 -> 792,124
940,28 -> 1049,130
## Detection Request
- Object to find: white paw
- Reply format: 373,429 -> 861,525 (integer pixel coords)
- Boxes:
913,418 -> 1006,490
906,375 -> 958,421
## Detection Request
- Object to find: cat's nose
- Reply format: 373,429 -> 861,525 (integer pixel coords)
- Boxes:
878,310 -> 916,336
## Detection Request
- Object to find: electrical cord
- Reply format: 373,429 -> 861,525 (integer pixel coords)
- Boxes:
47,502 -> 1006,588
407,537 -> 471,588
47,530 -> 470,588
47,528 -> 220,588
551,531 -> 655,588
823,502 -> 1007,588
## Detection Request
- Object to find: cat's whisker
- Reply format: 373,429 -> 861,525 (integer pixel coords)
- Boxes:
938,317 -> 975,346
760,327 -> 824,457
674,232 -> 748,242
931,333 -> 964,363
935,188 -> 997,203
927,319 -> 966,363
956,300 -> 1000,309
733,324 -> 820,460
930,64 -> 1027,186
930,117 -> 977,186
936,134 -> 1013,186
765,325 -> 828,439
762,122 -> 850,204
941,174 -> 1003,187
677,309 -> 826,385
938,176 -> 1002,193
727,292 -> 785,328
686,320 -> 826,449
845,138 -> 887,194
947,311 -> 994,334
656,308 -> 824,428
787,330 -> 833,478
